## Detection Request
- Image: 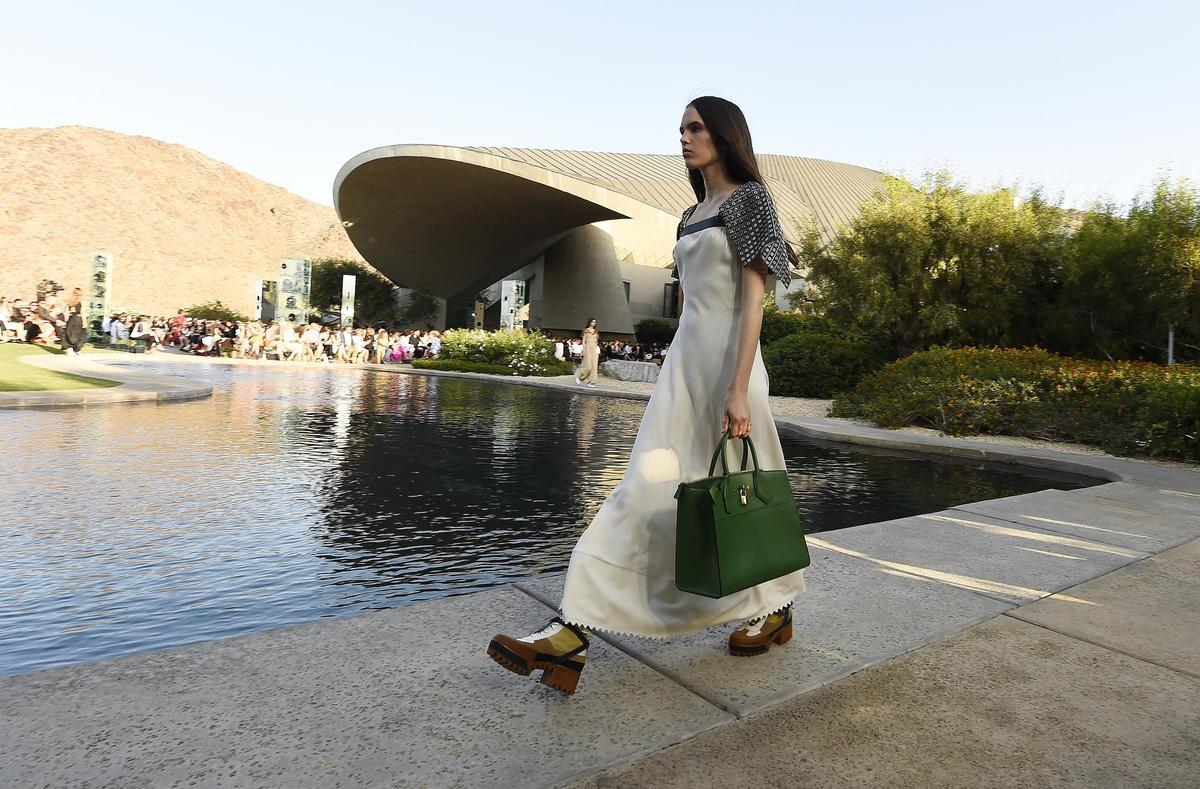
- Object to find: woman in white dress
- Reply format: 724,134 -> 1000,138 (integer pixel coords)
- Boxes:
489,96 -> 804,694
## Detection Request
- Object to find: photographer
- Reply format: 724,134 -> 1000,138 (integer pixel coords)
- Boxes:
36,278 -> 64,300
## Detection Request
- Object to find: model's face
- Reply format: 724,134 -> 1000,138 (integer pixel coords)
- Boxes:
679,105 -> 718,170
589,320 -> 597,328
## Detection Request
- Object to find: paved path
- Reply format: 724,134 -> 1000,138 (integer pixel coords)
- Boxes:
1,421 -> 1196,787
574,538 -> 1200,788
0,352 -> 212,408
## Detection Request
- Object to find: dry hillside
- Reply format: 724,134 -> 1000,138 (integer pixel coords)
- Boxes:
0,126 -> 365,316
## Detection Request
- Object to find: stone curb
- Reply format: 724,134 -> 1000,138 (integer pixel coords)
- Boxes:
108,349 -> 661,402
773,416 -> 1200,490
0,353 -> 213,409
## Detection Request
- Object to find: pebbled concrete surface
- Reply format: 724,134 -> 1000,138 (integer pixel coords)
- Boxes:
520,546 -> 1012,718
956,486 -> 1200,552
1009,538 -> 1200,677
814,507 -> 1149,605
0,587 -> 731,789
571,614 -> 1200,789
1081,480 -> 1200,517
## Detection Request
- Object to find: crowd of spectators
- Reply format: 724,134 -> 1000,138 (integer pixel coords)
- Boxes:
160,313 -> 442,364
1,292 -> 443,365
551,336 -> 670,365
3,287 -> 669,370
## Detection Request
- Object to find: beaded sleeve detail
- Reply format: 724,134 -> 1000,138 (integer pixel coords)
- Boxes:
671,184 -> 796,285
719,181 -> 796,287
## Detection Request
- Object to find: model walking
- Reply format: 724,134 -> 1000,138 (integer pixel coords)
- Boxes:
489,96 -> 804,694
574,318 -> 600,386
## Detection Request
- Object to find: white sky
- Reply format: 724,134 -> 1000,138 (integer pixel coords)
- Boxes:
3,0 -> 1197,209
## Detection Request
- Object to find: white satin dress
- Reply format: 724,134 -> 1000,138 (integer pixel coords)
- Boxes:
558,214 -> 806,637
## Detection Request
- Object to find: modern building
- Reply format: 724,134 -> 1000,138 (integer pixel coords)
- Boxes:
333,145 -> 884,337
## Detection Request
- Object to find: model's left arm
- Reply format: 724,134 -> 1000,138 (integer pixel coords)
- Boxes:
721,182 -> 797,438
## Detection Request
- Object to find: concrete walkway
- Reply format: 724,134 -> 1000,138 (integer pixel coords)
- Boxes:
0,352 -> 212,408
574,539 -> 1200,788
1,421 -> 1197,787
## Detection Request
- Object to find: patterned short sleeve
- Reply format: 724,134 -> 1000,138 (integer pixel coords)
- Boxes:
719,182 -> 796,287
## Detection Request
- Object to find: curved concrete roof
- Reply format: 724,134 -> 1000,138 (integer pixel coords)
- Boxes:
333,145 -> 883,299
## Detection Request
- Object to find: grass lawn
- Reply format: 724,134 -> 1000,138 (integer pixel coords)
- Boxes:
0,343 -> 121,392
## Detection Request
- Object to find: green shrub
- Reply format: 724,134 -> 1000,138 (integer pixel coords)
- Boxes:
832,347 -> 1200,459
436,329 -> 572,376
759,311 -> 887,352
760,311 -> 839,346
183,300 -> 249,322
635,318 -> 676,346
1131,374 -> 1200,459
413,358 -> 514,375
763,333 -> 885,398
413,357 -> 574,377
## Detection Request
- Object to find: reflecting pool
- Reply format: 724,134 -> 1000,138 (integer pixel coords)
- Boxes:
0,362 -> 1095,676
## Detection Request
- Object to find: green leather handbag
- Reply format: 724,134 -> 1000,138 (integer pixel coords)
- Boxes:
674,432 -> 811,598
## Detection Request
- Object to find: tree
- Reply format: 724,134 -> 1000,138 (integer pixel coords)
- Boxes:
310,258 -> 400,326
1133,178 -> 1200,361
183,300 -> 248,321
1051,178 -> 1200,362
1051,205 -> 1146,359
634,318 -> 676,346
399,288 -> 440,329
801,171 -> 1065,359
796,168 -> 1199,364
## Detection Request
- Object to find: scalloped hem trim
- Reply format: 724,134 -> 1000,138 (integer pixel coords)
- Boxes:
560,597 -> 796,641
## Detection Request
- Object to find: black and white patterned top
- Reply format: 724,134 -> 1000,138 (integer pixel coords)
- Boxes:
672,181 -> 797,287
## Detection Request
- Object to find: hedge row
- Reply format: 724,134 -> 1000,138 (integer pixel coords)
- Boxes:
763,333 -> 884,398
438,329 -> 573,376
831,347 -> 1200,459
759,311 -> 886,398
413,357 -> 575,377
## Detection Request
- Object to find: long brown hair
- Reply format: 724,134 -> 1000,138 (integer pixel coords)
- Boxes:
685,96 -> 767,202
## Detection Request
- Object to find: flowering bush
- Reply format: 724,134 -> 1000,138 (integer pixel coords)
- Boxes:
832,347 -> 1200,459
437,329 -> 573,377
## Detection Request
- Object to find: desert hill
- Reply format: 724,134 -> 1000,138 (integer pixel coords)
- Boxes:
0,126 -> 365,316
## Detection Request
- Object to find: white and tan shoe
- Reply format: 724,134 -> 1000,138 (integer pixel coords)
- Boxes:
728,604 -> 793,657
488,617 -> 591,695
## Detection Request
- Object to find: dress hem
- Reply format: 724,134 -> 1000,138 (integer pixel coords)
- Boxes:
559,595 -> 797,641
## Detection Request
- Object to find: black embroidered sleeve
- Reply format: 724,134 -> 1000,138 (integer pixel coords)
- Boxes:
670,204 -> 698,280
718,182 -> 796,287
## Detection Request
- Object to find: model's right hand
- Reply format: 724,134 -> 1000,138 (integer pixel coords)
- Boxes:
722,390 -> 752,438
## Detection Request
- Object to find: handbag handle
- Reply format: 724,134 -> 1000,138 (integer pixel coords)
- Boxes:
707,431 -> 762,477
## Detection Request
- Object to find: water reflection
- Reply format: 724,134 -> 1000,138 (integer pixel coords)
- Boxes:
781,433 -> 1093,533
307,374 -> 633,601
0,362 -> 1090,676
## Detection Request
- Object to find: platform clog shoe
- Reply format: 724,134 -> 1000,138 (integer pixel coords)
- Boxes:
488,617 -> 590,695
728,604 -> 793,657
